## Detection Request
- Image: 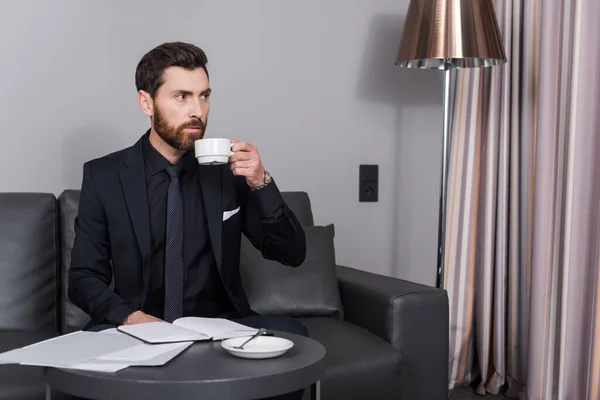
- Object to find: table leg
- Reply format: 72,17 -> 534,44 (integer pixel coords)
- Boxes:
310,380 -> 321,400
45,384 -> 52,400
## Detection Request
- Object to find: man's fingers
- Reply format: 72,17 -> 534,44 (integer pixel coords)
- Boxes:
230,160 -> 254,170
231,141 -> 254,153
231,167 -> 251,177
229,151 -> 253,163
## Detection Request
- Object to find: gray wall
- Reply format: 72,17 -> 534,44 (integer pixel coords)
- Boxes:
0,0 -> 442,286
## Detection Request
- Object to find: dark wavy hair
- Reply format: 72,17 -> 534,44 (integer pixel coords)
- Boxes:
135,42 -> 209,99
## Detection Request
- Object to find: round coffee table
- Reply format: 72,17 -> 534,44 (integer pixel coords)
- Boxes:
44,331 -> 326,400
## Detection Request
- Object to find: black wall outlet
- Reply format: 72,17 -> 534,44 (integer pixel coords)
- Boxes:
359,165 -> 378,202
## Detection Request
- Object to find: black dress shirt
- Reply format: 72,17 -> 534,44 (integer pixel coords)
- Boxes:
141,133 -> 284,319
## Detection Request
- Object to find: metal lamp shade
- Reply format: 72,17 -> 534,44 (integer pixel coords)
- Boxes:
395,0 -> 507,70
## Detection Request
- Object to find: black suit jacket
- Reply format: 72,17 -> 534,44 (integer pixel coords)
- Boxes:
68,135 -> 306,326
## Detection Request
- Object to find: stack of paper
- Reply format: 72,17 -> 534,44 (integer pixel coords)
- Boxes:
0,317 -> 257,373
0,330 -> 193,373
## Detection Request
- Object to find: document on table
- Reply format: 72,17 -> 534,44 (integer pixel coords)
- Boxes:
95,341 -> 193,365
64,362 -> 131,373
0,331 -> 141,367
0,330 -> 193,371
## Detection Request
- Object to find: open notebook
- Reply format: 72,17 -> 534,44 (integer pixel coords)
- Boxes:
117,317 -> 258,344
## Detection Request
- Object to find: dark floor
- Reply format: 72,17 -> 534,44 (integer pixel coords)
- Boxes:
449,384 -> 518,399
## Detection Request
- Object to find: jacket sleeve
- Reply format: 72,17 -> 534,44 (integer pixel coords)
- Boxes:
238,176 -> 306,267
67,162 -> 136,326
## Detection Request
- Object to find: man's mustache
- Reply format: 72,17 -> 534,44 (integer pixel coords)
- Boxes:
181,120 -> 205,129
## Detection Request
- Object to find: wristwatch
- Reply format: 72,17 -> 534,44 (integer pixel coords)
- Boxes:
250,170 -> 273,191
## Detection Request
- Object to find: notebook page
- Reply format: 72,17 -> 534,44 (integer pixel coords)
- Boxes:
173,317 -> 257,340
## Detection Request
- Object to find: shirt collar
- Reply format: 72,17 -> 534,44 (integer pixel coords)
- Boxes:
142,131 -> 197,176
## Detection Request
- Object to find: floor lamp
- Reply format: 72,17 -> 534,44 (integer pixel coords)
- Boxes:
394,0 -> 507,288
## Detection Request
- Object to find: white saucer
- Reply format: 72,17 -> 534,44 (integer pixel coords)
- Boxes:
221,336 -> 294,359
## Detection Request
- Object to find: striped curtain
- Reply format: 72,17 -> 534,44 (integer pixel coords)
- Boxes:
445,0 -> 600,399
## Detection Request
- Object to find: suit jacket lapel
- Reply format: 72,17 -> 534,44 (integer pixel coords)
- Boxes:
119,138 -> 152,285
198,164 -> 223,268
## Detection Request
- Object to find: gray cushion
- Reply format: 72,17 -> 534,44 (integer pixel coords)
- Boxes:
0,193 -> 58,332
58,190 -> 92,333
240,224 -> 343,318
281,192 -> 314,227
296,317 -> 402,400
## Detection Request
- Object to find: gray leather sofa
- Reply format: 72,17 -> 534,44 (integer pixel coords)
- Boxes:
0,191 -> 449,400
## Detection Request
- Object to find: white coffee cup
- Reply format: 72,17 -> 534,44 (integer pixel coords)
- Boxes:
194,138 -> 233,165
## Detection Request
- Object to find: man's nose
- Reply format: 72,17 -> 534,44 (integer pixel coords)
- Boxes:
188,98 -> 203,119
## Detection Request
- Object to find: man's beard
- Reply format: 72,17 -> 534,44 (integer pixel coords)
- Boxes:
153,106 -> 206,151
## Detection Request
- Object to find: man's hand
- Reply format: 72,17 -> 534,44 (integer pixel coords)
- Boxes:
229,140 -> 266,188
122,311 -> 163,325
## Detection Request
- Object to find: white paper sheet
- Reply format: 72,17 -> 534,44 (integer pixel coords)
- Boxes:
65,362 -> 131,373
0,330 -> 193,371
0,331 -> 141,367
97,341 -> 192,362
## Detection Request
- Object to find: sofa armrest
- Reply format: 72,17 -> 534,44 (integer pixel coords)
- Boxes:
336,265 -> 449,400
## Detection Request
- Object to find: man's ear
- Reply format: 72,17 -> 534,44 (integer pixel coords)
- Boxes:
138,90 -> 154,117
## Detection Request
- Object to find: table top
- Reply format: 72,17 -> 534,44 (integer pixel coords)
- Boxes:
44,331 -> 326,400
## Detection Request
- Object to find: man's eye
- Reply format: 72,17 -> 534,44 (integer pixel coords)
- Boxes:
176,93 -> 187,101
200,93 -> 210,100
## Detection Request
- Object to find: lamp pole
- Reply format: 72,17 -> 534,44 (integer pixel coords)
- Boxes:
436,60 -> 453,288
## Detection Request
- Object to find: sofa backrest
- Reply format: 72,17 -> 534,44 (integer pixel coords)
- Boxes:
279,191 -> 314,227
0,193 -> 59,332
0,190 -> 316,332
58,190 -> 92,333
